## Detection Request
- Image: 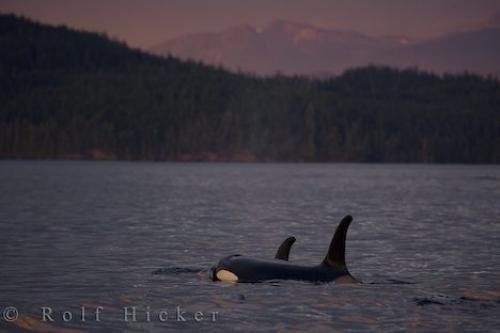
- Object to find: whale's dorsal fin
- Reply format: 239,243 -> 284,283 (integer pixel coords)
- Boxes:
322,215 -> 353,269
275,236 -> 296,261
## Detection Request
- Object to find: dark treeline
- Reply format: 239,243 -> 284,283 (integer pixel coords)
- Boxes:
1,14 -> 499,162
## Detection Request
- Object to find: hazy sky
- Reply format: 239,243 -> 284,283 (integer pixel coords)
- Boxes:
1,0 -> 500,49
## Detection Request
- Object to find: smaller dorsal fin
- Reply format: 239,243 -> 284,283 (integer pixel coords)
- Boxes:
322,215 -> 353,269
275,236 -> 296,261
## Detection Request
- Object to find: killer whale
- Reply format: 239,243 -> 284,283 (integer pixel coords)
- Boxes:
211,215 -> 358,283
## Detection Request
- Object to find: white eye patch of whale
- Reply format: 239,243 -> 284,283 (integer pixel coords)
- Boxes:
216,269 -> 239,282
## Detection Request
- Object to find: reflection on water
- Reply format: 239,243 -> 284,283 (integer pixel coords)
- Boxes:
0,161 -> 499,332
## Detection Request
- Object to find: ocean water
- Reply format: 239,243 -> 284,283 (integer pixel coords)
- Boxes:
0,161 -> 499,332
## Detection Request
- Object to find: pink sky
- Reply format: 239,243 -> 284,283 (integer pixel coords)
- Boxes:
1,0 -> 499,48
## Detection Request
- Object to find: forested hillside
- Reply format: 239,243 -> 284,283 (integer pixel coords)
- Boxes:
1,14 -> 499,162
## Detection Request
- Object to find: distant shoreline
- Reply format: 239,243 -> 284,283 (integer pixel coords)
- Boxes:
1,157 -> 499,165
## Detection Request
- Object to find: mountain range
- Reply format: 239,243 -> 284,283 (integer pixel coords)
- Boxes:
1,14 -> 499,163
150,19 -> 500,77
